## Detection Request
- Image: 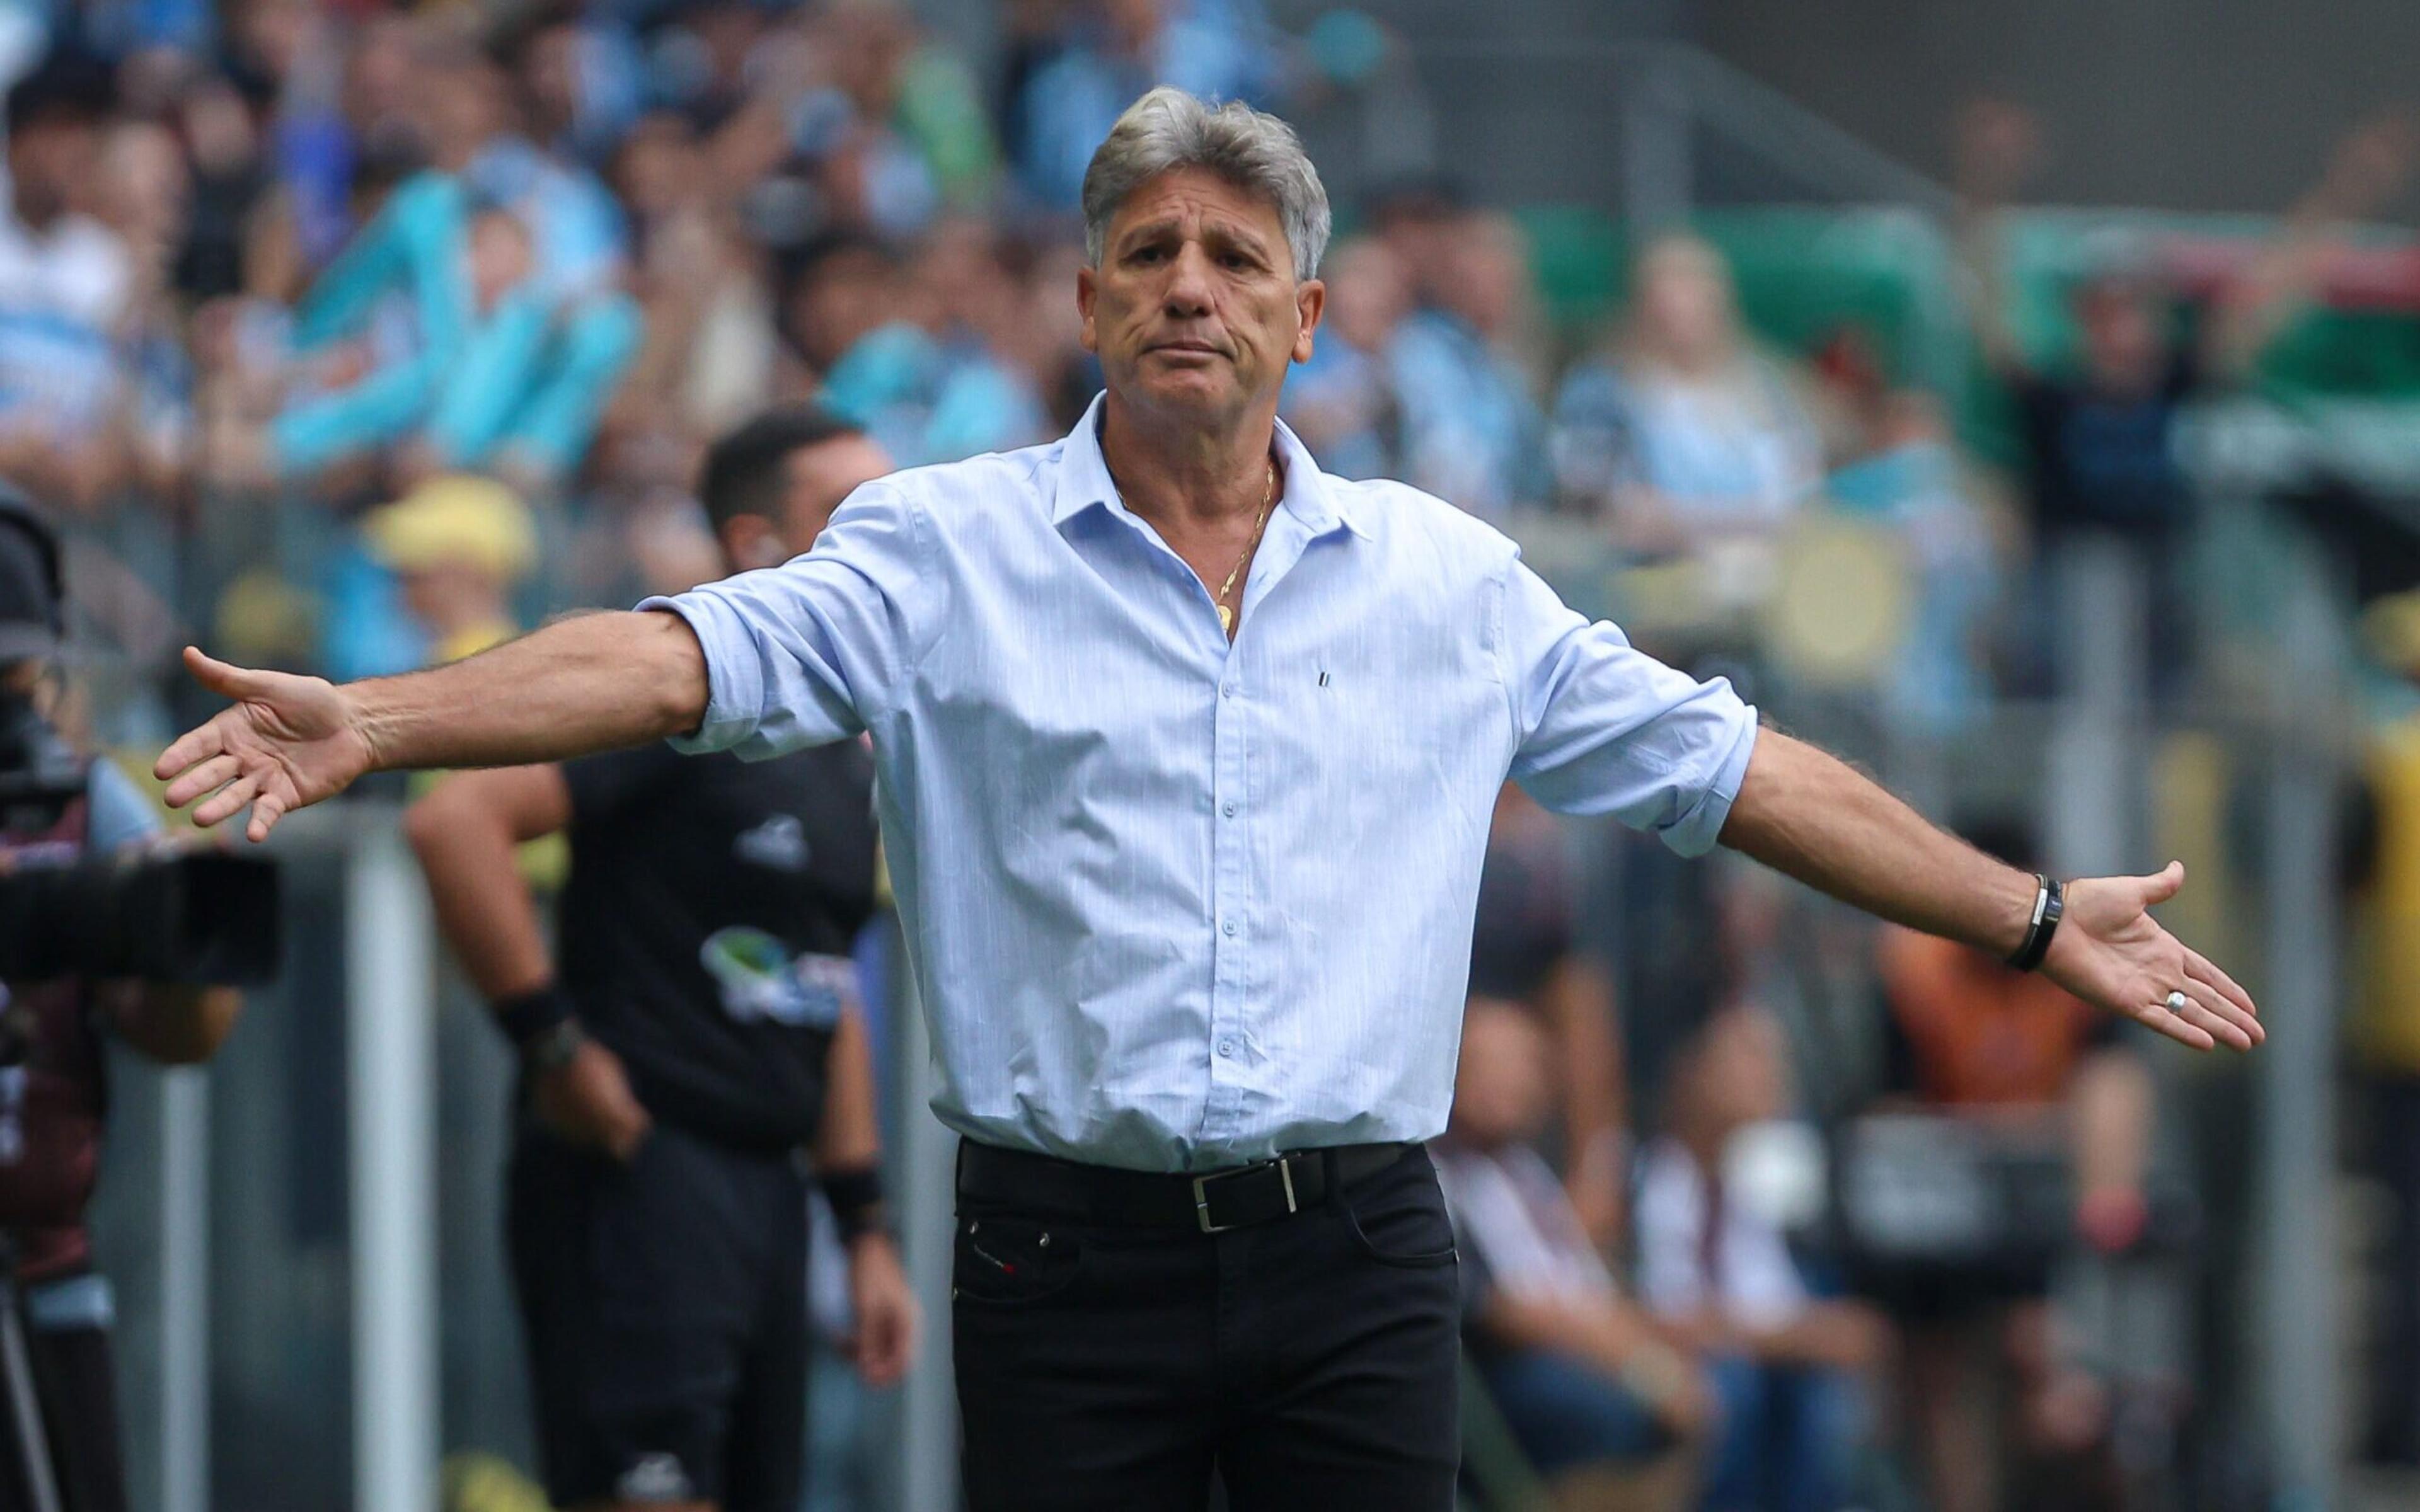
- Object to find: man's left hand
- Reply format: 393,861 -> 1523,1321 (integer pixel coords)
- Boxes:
2041,862 -> 2263,1051
844,1232 -> 921,1387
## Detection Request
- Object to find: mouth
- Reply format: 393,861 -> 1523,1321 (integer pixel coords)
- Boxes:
1148,340 -> 1226,359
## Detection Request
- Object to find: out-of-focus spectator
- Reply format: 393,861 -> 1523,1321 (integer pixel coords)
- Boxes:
1634,1003 -> 1881,1512
597,109 -> 777,489
1437,995 -> 1711,1512
1955,99 -> 2416,696
778,230 -> 899,389
815,0 -> 1000,215
1552,233 -> 1821,554
492,4 -> 644,173
96,118 -> 200,505
256,37 -> 643,496
1391,210 -> 1552,518
1366,171 -> 1462,309
362,471 -> 537,665
1473,784 -> 1631,1249
1810,326 -> 2007,732
780,224 -> 1046,466
1279,233 -> 1405,480
0,54 -> 137,512
1011,0 -> 1282,209
1863,818 -> 2156,1512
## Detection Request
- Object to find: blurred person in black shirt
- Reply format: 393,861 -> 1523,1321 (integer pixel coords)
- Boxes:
1955,99 -> 2415,696
404,410 -> 919,1512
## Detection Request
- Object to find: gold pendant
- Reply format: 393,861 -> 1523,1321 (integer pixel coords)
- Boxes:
1217,604 -> 1235,634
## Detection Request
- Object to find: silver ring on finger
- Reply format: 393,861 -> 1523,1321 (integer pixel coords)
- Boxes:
2165,990 -> 2191,1015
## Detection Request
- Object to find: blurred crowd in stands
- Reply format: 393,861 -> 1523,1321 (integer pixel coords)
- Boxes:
14,1 -> 2420,1509
40,0 -> 2398,735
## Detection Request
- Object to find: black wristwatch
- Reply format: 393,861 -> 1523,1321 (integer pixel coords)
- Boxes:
523,1016 -> 588,1074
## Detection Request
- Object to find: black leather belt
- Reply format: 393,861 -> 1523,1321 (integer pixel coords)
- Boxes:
956,1139 -> 1414,1233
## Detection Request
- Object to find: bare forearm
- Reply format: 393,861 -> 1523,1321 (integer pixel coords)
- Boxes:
355,610 -> 707,774
404,798 -> 555,1001
2071,1046 -> 2154,1195
1719,729 -> 2036,956
1542,955 -> 1626,1157
814,1008 -> 882,1171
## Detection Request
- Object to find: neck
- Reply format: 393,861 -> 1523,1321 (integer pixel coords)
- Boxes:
1098,389 -> 1279,535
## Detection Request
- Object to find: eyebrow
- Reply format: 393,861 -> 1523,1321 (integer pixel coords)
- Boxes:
1117,216 -> 1276,262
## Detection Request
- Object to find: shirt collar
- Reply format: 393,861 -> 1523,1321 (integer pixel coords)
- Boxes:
1049,391 -> 1370,540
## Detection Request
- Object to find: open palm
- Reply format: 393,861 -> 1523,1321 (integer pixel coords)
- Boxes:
2041,861 -> 2263,1051
154,646 -> 377,842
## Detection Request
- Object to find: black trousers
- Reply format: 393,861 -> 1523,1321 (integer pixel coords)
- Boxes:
952,1142 -> 1462,1511
0,1314 -> 124,1512
508,1123 -> 809,1512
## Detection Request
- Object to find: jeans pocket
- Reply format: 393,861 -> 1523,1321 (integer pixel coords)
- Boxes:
952,1216 -> 1086,1305
1341,1174 -> 1459,1268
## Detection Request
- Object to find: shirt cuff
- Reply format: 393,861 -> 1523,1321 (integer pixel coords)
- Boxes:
637,591 -> 760,754
1660,702 -> 1759,858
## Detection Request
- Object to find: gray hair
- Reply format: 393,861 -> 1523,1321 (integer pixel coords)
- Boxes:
1081,87 -> 1332,282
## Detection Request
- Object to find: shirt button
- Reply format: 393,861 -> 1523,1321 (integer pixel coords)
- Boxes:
1222,801 -> 1237,818
1217,1040 -> 1235,1058
1221,684 -> 1235,699
1221,918 -> 1238,937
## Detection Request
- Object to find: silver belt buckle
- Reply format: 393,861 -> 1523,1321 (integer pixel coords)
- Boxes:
1193,1157 -> 1298,1234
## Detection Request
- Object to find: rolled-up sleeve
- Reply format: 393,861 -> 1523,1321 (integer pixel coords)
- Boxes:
1501,556 -> 1758,856
639,481 -> 945,760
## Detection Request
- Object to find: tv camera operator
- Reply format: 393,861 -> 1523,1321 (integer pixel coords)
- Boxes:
0,490 -> 266,1512
405,410 -> 919,1512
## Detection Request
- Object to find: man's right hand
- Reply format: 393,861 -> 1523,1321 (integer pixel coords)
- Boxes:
534,1037 -> 654,1162
157,646 -> 377,842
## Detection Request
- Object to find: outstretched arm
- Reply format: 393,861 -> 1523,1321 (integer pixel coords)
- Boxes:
1717,730 -> 2261,1052
161,481 -> 940,840
156,609 -> 707,840
2204,110 -> 2417,381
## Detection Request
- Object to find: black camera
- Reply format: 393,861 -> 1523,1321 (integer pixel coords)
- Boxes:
0,491 -> 277,992
0,693 -> 279,987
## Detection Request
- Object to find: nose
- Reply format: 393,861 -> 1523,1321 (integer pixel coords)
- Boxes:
1161,242 -> 1216,320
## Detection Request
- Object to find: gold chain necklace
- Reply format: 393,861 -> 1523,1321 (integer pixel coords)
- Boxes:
1214,461 -> 1277,637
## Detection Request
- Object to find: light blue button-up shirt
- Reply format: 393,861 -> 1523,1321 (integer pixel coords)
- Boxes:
643,395 -> 1758,1172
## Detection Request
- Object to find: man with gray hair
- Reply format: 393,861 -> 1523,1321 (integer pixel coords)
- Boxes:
155,87 -> 2259,1508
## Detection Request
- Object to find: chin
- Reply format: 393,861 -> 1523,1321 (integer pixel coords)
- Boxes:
1128,369 -> 1240,413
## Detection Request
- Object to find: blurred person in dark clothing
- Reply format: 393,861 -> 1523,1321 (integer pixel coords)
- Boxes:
1437,996 -> 1712,1512
1474,784 -> 1631,1249
777,232 -> 903,389
0,496 -> 243,1512
1867,818 -> 2155,1512
1634,1003 -> 1881,1512
1366,172 -> 1463,313
1955,99 -> 2416,695
404,410 -> 919,1512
